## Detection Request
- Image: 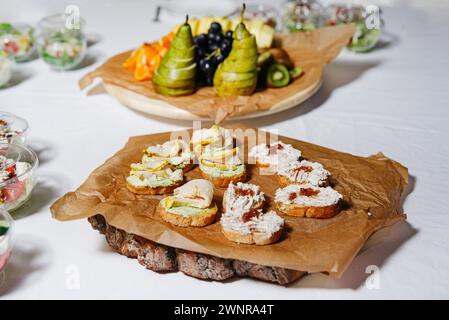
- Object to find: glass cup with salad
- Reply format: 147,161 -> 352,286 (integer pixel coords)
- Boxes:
0,50 -> 14,88
0,208 -> 13,276
0,111 -> 29,145
38,14 -> 87,70
0,143 -> 38,212
0,23 -> 35,62
324,4 -> 383,52
282,0 -> 325,33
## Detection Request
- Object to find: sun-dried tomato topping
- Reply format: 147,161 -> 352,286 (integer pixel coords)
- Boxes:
188,195 -> 205,200
299,188 -> 320,197
242,208 -> 261,222
293,166 -> 313,173
288,192 -> 297,201
234,186 -> 255,197
268,143 -> 284,155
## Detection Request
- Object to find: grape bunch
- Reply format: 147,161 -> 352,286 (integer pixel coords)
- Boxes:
194,22 -> 233,86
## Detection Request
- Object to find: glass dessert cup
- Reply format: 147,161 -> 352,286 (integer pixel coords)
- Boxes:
0,23 -> 35,62
282,0 -> 325,33
0,208 -> 13,275
243,4 -> 279,28
0,111 -> 29,145
0,143 -> 38,212
0,51 -> 14,88
38,14 -> 87,71
324,4 -> 382,53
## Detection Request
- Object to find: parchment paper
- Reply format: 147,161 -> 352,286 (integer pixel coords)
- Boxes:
79,24 -> 355,123
51,128 -> 408,277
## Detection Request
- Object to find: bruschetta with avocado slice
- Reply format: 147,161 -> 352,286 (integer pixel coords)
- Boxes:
158,179 -> 218,227
191,125 -> 234,156
126,159 -> 184,195
199,146 -> 246,188
142,139 -> 193,172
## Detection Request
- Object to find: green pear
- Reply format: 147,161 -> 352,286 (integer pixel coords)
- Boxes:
153,85 -> 195,97
153,75 -> 195,89
153,16 -> 196,96
156,63 -> 196,80
231,35 -> 257,49
220,70 -> 256,82
227,47 -> 258,59
213,4 -> 258,97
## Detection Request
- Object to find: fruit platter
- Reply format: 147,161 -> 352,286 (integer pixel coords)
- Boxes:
80,5 -> 355,122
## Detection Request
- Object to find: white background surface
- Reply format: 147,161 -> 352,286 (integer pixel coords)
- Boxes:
1,0 -> 448,299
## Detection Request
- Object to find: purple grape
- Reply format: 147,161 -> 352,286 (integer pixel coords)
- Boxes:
209,22 -> 222,34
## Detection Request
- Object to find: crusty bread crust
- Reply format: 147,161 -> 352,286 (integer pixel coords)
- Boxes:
158,203 -> 219,227
276,202 -> 340,219
222,227 -> 283,245
254,159 -> 271,168
201,169 -> 247,188
126,181 -> 182,195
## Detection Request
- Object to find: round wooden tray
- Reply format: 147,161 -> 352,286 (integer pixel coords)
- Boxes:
103,78 -> 322,121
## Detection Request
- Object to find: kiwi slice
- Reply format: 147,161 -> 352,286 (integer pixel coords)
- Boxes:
266,63 -> 291,88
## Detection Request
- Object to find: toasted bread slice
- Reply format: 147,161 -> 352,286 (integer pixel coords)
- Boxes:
201,169 -> 247,188
276,202 -> 340,219
158,203 -> 219,227
254,159 -> 271,168
221,226 -> 282,245
275,184 -> 342,219
126,181 -> 182,195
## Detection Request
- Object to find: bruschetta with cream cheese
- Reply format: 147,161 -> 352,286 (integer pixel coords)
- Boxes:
277,159 -> 330,187
222,182 -> 265,212
249,141 -> 301,171
221,182 -> 284,245
275,183 -> 342,218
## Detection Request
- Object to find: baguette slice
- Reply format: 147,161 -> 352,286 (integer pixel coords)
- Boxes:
126,180 -> 182,195
276,202 -> 340,219
201,169 -> 247,188
158,202 -> 219,227
221,209 -> 284,246
221,226 -> 283,245
275,184 -> 342,219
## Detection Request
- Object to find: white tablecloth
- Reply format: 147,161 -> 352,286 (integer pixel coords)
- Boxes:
1,0 -> 448,299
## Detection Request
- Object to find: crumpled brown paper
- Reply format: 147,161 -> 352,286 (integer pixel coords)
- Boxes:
51,128 -> 408,277
79,24 -> 355,123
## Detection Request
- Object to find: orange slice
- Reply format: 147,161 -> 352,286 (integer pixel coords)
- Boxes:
149,54 -> 161,69
122,47 -> 140,71
134,63 -> 152,81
